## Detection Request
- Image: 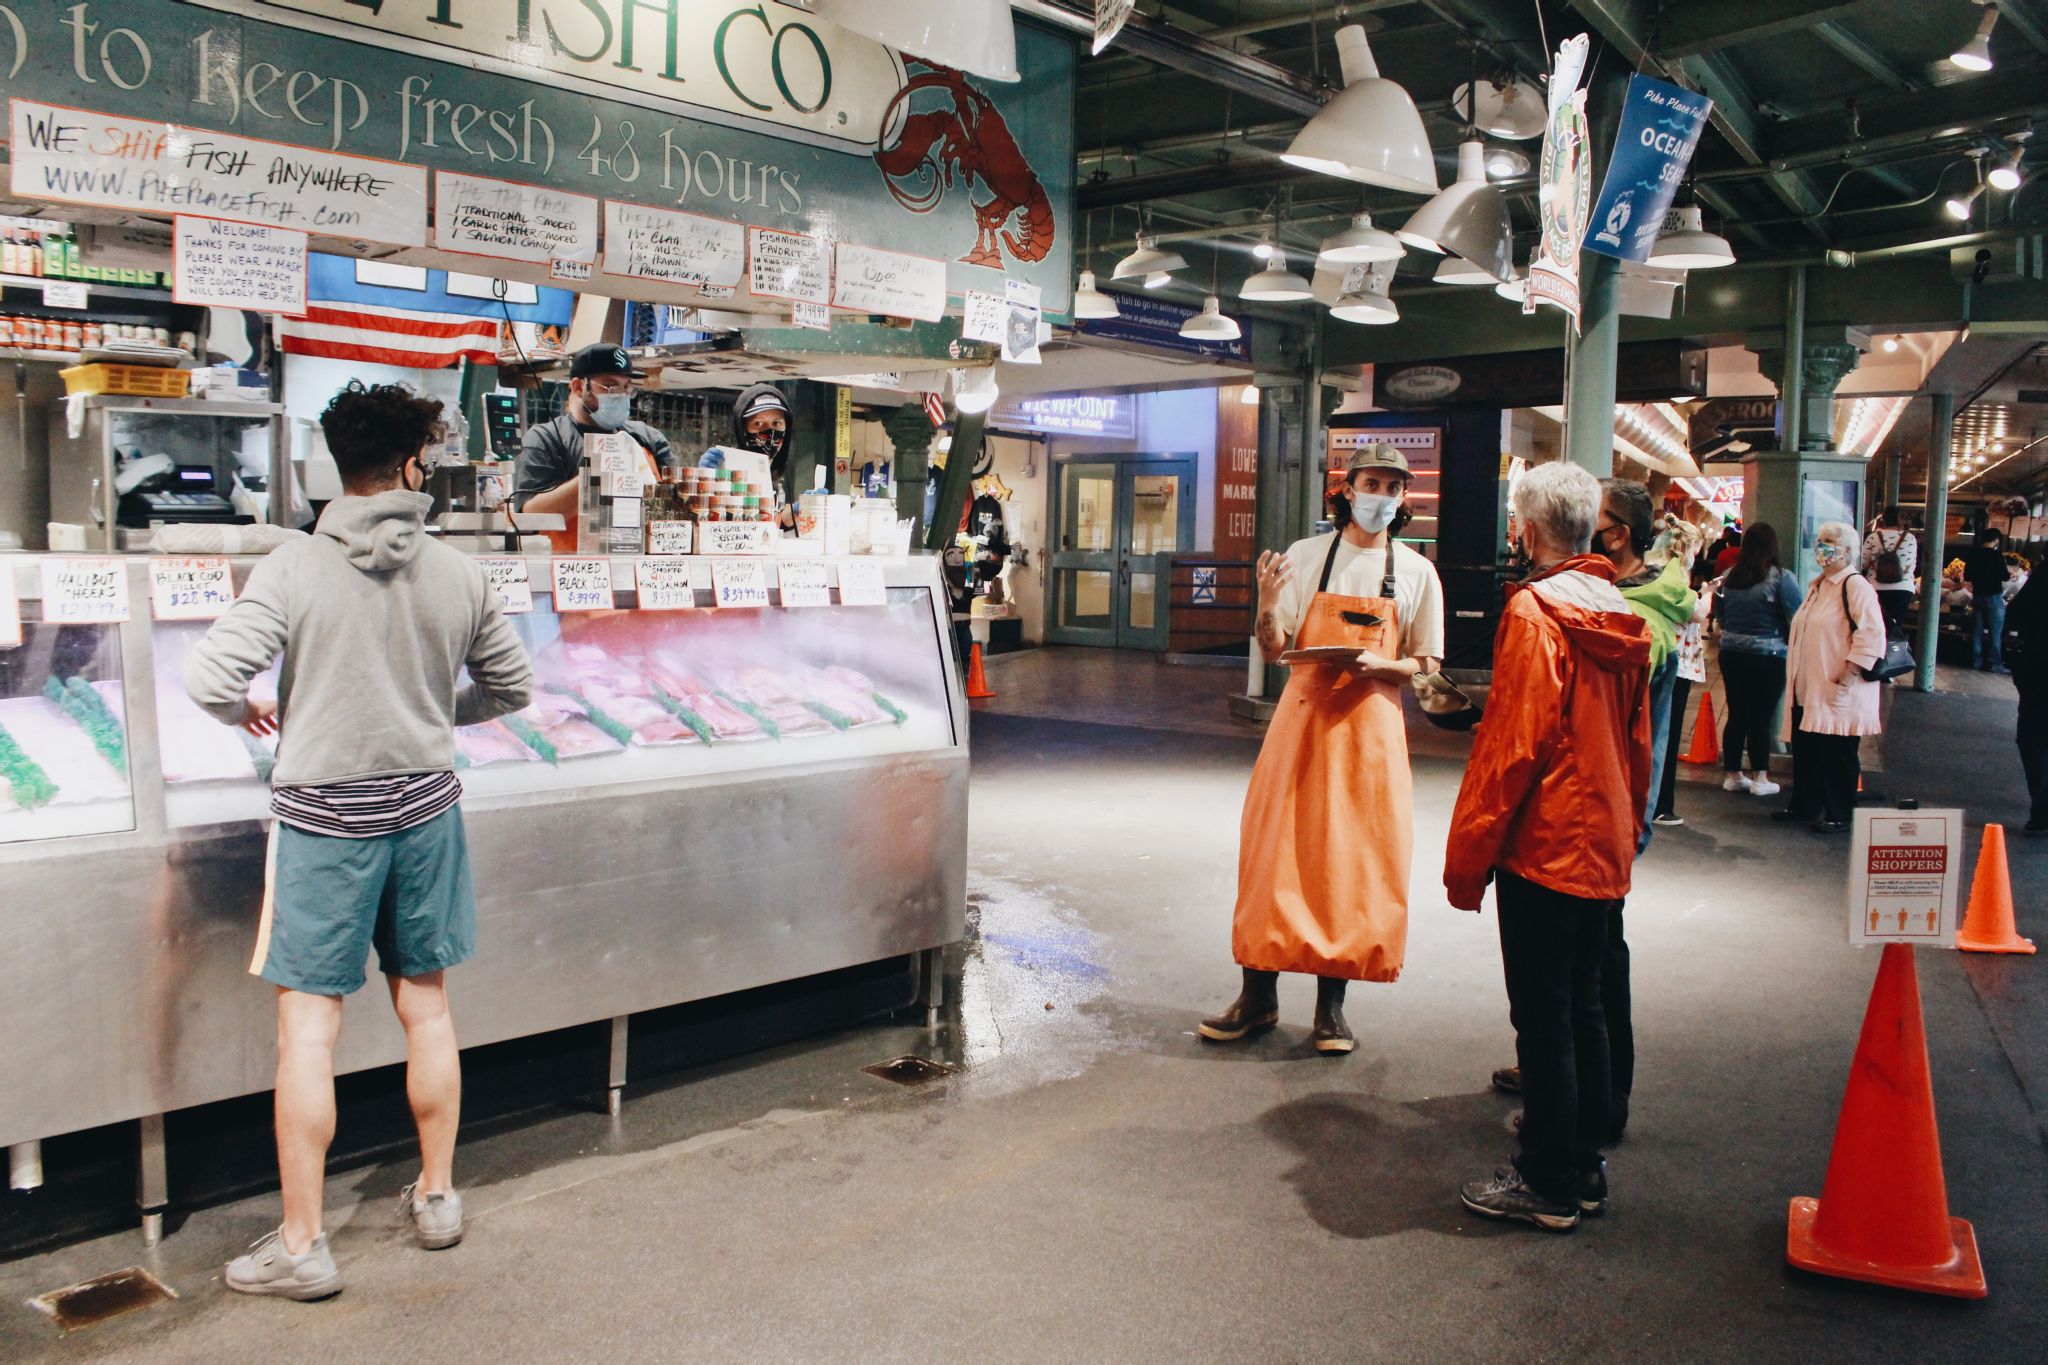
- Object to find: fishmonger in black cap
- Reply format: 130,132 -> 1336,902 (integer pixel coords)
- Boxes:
513,342 -> 675,517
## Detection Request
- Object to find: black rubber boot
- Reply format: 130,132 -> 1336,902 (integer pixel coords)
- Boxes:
1311,976 -> 1355,1055
1197,968 -> 1280,1042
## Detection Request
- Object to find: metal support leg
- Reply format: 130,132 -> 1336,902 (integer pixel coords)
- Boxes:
919,946 -> 946,1031
137,1114 -> 167,1248
607,1015 -> 629,1118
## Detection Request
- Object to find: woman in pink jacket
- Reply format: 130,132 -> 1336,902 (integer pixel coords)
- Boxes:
1774,521 -> 1887,833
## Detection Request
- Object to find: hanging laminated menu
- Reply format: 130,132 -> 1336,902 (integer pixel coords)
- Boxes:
831,244 -> 946,322
604,201 -> 746,289
436,172 -> 598,267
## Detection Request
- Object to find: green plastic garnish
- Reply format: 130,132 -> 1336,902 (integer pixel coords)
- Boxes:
0,722 -> 58,810
650,688 -> 717,744
45,676 -> 126,773
870,691 -> 909,725
714,688 -> 781,740
502,714 -> 559,765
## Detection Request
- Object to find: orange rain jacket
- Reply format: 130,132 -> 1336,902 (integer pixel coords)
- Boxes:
1444,555 -> 1653,911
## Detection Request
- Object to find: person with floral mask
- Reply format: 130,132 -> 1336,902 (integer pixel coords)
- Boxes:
1775,521 -> 1886,833
1198,441 -> 1444,1055
513,343 -> 675,531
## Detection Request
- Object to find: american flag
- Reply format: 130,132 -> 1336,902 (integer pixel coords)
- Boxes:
276,255 -> 572,369
924,392 -> 947,428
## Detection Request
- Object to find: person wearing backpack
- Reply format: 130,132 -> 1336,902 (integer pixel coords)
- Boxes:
1860,506 -> 1917,635
1716,524 -> 1802,796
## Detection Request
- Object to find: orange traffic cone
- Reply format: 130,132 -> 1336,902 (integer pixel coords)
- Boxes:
964,642 -> 995,700
1786,943 -> 1987,1297
1681,694 -> 1720,764
1957,824 -> 2036,954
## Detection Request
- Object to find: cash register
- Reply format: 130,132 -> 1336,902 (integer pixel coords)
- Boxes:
118,460 -> 246,529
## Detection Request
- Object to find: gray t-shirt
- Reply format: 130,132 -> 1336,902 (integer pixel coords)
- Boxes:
514,413 -> 675,508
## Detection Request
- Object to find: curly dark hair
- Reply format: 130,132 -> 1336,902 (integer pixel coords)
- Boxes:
1327,469 -> 1414,537
320,380 -> 446,489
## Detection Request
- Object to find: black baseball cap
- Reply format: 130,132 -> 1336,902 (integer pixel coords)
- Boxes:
569,343 -> 645,379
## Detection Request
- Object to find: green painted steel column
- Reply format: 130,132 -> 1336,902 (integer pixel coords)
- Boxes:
1914,391 -> 1953,693
1780,266 -> 1806,449
925,408 -> 986,552
1563,253 -> 1621,475
883,402 -> 936,542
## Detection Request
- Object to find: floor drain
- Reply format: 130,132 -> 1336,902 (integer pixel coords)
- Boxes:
862,1055 -> 957,1086
30,1267 -> 177,1332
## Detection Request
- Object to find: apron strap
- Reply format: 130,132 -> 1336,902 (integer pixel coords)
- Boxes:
1316,535 -> 1344,594
1381,550 -> 1398,601
1317,535 -> 1401,603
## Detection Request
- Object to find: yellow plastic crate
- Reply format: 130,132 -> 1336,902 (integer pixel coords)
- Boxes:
58,364 -> 191,398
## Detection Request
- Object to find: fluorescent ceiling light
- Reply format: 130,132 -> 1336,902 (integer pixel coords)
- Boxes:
807,0 -> 1019,81
1279,26 -> 1438,194
1646,204 -> 1735,270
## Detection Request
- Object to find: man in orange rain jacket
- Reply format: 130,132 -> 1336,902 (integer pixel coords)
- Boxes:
1445,461 -> 1652,1233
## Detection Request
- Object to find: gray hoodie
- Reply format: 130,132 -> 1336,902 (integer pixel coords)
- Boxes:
186,490 -> 534,788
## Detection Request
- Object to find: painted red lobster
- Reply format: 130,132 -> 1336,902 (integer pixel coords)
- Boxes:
873,63 -> 1055,269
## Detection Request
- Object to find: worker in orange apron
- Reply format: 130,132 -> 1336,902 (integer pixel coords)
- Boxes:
1200,443 -> 1445,1053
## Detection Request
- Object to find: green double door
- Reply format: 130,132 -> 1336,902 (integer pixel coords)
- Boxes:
1046,453 -> 1197,648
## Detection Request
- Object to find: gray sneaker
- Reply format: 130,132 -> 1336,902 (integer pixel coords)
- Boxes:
225,1228 -> 343,1300
400,1183 -> 463,1249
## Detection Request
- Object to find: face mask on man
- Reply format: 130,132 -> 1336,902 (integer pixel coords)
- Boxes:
1350,492 -> 1400,534
590,392 -> 631,430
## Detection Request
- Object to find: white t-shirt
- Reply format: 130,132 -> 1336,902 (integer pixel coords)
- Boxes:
1274,532 -> 1445,662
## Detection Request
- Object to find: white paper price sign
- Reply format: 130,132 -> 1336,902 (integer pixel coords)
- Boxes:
699,522 -> 773,555
550,258 -> 593,283
837,559 -> 888,607
1850,809 -> 1964,948
39,557 -> 130,624
604,200 -> 747,287
749,226 -> 831,304
43,280 -> 88,309
791,301 -> 830,331
832,242 -> 946,322
550,558 -> 615,612
634,558 -> 698,610
0,571 -> 20,647
778,559 -> 832,607
646,521 -> 694,555
148,557 -> 235,620
477,557 -> 534,613
436,171 -> 598,265
712,559 -> 772,609
963,289 -> 1006,344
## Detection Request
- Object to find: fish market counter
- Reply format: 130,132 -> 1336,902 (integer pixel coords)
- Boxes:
0,552 -> 968,1196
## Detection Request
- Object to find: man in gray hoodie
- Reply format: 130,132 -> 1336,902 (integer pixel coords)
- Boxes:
187,381 -> 534,1300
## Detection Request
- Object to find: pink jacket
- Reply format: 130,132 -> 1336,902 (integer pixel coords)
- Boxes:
1784,568 -> 1886,738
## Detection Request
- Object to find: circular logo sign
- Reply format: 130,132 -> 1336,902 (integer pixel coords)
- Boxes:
1383,365 -> 1462,404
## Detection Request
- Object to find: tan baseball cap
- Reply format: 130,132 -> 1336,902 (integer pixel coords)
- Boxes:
1343,441 -> 1410,476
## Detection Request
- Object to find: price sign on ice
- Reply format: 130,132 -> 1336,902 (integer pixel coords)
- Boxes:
778,559 -> 832,608
477,558 -> 534,613
550,558 -> 615,612
837,560 -> 888,606
1850,809 -> 1963,947
148,557 -> 235,620
712,559 -> 771,609
634,558 -> 698,610
39,557 -> 130,624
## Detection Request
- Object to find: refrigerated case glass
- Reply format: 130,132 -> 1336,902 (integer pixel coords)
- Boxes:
0,619 -> 135,843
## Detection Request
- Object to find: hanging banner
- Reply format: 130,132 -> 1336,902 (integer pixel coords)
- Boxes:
1584,75 -> 1714,264
1527,35 -> 1592,329
435,172 -> 598,266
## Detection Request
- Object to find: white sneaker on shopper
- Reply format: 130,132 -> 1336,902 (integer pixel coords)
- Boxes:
1723,773 -> 1752,792
1750,777 -> 1781,797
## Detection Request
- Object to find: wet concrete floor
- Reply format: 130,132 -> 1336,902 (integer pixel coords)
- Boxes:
3,651 -> 2043,1360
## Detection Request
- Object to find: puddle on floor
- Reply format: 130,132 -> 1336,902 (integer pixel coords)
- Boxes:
30,1266 -> 177,1333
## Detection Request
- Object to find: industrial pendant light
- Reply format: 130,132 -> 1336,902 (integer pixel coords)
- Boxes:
1241,260 -> 1314,301
1316,211 -> 1405,265
1494,266 -> 1529,303
1451,76 -> 1547,141
953,365 -> 1000,414
1433,254 -> 1498,286
1647,204 -> 1735,269
1950,2 -> 1997,72
807,0 -> 1019,82
1073,270 -> 1120,320
1114,233 -> 1187,282
1484,144 -> 1531,180
1330,269 -> 1398,325
1396,141 -> 1514,283
1280,25 -> 1437,194
1180,295 -> 1242,341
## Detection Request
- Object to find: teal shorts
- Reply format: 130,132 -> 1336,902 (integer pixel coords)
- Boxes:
253,806 -> 477,996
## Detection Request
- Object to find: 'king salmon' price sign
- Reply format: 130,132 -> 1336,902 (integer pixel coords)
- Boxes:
550,558 -> 615,612
477,558 -> 534,613
778,559 -> 832,607
148,556 -> 235,620
1850,809 -> 1963,947
39,556 -> 131,624
634,558 -> 697,610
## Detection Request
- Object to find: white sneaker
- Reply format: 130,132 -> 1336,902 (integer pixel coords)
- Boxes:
1750,777 -> 1781,796
1722,774 -> 1752,792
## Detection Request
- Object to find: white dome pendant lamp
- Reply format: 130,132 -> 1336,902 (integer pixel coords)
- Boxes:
1280,26 -> 1438,194
1397,140 -> 1514,283
807,0 -> 1020,82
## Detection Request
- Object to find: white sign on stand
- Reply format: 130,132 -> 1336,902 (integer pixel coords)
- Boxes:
699,522 -> 774,556
550,558 -> 615,612
837,559 -> 888,606
477,558 -> 534,613
646,521 -> 694,556
831,243 -> 946,321
1850,809 -> 1963,947
711,559 -> 771,609
0,571 -> 20,647
173,217 -> 308,315
778,560 -> 832,607
634,558 -> 697,610
39,557 -> 130,624
436,172 -> 598,265
148,557 -> 235,620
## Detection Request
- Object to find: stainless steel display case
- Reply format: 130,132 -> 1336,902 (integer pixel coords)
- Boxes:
0,551 -> 968,1223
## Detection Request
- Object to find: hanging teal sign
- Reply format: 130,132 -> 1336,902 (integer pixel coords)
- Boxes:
0,1 -> 1076,313
1583,73 -> 1712,264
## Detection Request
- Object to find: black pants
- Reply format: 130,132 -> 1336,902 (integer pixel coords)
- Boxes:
1876,590 -> 1911,634
1789,708 -> 1861,823
2019,690 -> 2048,828
1718,651 -> 1784,773
1604,900 -> 1631,1140
1496,870 -> 1610,1199
1656,678 -> 1690,819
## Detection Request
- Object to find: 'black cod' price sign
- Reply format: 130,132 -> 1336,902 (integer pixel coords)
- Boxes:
1850,809 -> 1963,947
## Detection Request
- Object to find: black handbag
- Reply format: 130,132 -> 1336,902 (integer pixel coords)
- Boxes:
1845,577 -> 1914,681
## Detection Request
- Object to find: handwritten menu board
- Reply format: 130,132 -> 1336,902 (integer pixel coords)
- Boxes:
711,559 -> 772,609
749,227 -> 832,304
38,557 -> 131,624
477,558 -> 534,614
147,557 -> 235,620
634,558 -> 697,610
778,560 -> 832,607
11,101 -> 427,248
173,218 -> 307,315
550,558 -> 615,612
604,200 -> 746,288
832,243 -> 947,322
436,172 -> 597,265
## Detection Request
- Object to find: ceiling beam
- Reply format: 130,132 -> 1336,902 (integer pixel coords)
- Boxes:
1993,2 -> 2048,58
1811,21 -> 1916,89
1653,0 -> 1870,60
1011,1 -> 1328,117
1765,63 -> 2048,161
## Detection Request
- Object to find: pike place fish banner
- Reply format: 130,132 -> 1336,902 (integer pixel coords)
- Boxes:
0,0 -> 1075,312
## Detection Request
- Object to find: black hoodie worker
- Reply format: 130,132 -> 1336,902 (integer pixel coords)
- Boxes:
731,382 -> 798,527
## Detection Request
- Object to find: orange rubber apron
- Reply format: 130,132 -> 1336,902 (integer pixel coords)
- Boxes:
1232,538 -> 1411,982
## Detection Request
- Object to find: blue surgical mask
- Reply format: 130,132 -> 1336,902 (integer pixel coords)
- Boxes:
591,393 -> 631,430
1351,492 -> 1400,534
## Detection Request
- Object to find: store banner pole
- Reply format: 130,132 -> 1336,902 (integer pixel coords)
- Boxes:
1915,392 -> 1953,693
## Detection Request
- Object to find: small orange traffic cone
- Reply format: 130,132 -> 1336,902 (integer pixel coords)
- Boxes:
1786,943 -> 1986,1298
1957,824 -> 2036,954
964,642 -> 995,700
1681,694 -> 1720,764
